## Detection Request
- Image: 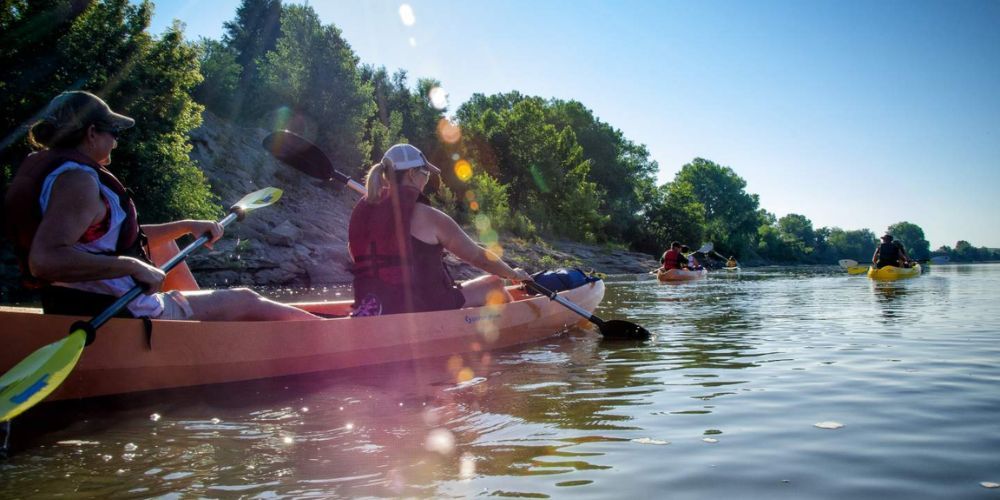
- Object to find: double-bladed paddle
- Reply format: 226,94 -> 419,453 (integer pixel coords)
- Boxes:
262,130 -> 652,341
0,187 -> 283,422
262,130 -> 365,195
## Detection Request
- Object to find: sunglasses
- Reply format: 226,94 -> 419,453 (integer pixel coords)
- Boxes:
94,124 -> 122,139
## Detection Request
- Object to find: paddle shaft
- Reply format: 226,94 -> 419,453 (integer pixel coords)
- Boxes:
525,281 -> 603,326
89,211 -> 238,330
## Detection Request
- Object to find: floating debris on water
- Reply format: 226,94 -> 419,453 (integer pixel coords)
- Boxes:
814,421 -> 845,430
632,437 -> 670,445
981,482 -> 999,489
703,438 -> 719,443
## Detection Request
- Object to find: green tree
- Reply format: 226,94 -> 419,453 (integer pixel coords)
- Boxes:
258,4 -> 375,175
220,0 -> 283,120
639,181 -> 705,254
672,158 -> 760,256
193,38 -> 241,117
826,228 -> 877,261
887,221 -> 930,260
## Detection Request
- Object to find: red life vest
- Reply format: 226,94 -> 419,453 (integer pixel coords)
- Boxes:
3,149 -> 149,289
348,186 -> 463,315
661,248 -> 685,270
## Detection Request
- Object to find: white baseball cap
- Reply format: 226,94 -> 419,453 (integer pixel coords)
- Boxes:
382,143 -> 441,174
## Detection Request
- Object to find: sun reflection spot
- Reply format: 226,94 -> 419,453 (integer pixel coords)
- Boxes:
459,453 -> 476,479
429,86 -> 448,110
346,422 -> 355,430
149,413 -> 161,422
454,160 -> 473,182
301,407 -> 309,413
485,289 -> 506,306
437,118 -> 461,143
425,428 -> 455,455
283,436 -> 294,444
398,4 -> 416,26
446,355 -> 463,374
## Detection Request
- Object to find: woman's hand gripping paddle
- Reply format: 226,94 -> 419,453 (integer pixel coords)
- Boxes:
0,187 -> 283,422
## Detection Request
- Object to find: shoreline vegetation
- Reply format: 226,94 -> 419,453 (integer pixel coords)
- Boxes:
2,0 -> 998,299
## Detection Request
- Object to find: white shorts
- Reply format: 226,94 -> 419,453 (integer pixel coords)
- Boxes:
155,290 -> 194,320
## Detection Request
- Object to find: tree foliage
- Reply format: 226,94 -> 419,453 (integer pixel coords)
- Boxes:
886,221 -> 930,261
671,158 -> 760,256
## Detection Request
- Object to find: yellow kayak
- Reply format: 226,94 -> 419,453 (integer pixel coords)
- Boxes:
846,265 -> 869,275
867,263 -> 922,280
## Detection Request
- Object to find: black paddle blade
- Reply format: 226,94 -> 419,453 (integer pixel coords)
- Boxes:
598,319 -> 652,340
262,130 -> 337,181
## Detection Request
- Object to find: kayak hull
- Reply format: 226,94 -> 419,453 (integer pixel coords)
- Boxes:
657,268 -> 707,282
0,282 -> 603,401
867,263 -> 922,280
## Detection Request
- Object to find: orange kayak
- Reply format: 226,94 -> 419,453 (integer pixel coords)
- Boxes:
657,268 -> 708,282
0,282 -> 603,401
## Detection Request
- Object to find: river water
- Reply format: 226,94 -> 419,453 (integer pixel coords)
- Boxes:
2,264 -> 999,498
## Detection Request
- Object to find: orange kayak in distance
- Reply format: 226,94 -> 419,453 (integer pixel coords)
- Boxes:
657,268 -> 708,282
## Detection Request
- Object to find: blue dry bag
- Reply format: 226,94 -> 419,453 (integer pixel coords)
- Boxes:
527,268 -> 601,293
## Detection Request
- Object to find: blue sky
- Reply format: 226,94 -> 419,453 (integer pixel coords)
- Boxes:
147,0 -> 1000,249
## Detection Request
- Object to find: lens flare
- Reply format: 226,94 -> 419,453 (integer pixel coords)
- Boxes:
469,201 -> 479,211
456,367 -> 474,383
398,4 -> 416,26
429,86 -> 448,110
437,118 -> 461,143
425,428 -> 455,455
454,160 -> 473,182
485,289 -> 506,306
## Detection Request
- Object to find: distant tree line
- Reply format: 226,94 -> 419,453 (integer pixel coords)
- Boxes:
3,0 -> 996,265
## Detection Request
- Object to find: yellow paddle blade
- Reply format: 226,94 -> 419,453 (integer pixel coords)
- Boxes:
232,187 -> 282,212
0,329 -> 86,422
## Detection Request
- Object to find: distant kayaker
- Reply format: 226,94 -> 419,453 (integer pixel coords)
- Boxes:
348,143 -> 531,316
726,256 -> 738,268
3,91 -> 317,321
660,241 -> 688,271
681,245 -> 703,270
872,234 -> 907,269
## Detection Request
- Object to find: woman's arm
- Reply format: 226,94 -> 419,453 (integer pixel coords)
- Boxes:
29,170 -> 165,290
419,205 -> 528,281
142,220 -> 222,248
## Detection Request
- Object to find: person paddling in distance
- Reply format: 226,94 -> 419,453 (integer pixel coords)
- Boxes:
348,143 -> 531,316
659,241 -> 689,271
726,256 -> 738,268
3,91 -> 317,321
872,234 -> 908,269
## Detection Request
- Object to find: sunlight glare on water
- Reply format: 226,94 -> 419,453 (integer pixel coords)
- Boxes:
2,264 -> 999,498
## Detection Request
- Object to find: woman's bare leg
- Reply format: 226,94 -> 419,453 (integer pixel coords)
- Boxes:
181,288 -> 319,321
149,239 -> 200,291
459,275 -> 511,308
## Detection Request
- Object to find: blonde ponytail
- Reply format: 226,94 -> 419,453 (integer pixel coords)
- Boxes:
364,160 -> 388,203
